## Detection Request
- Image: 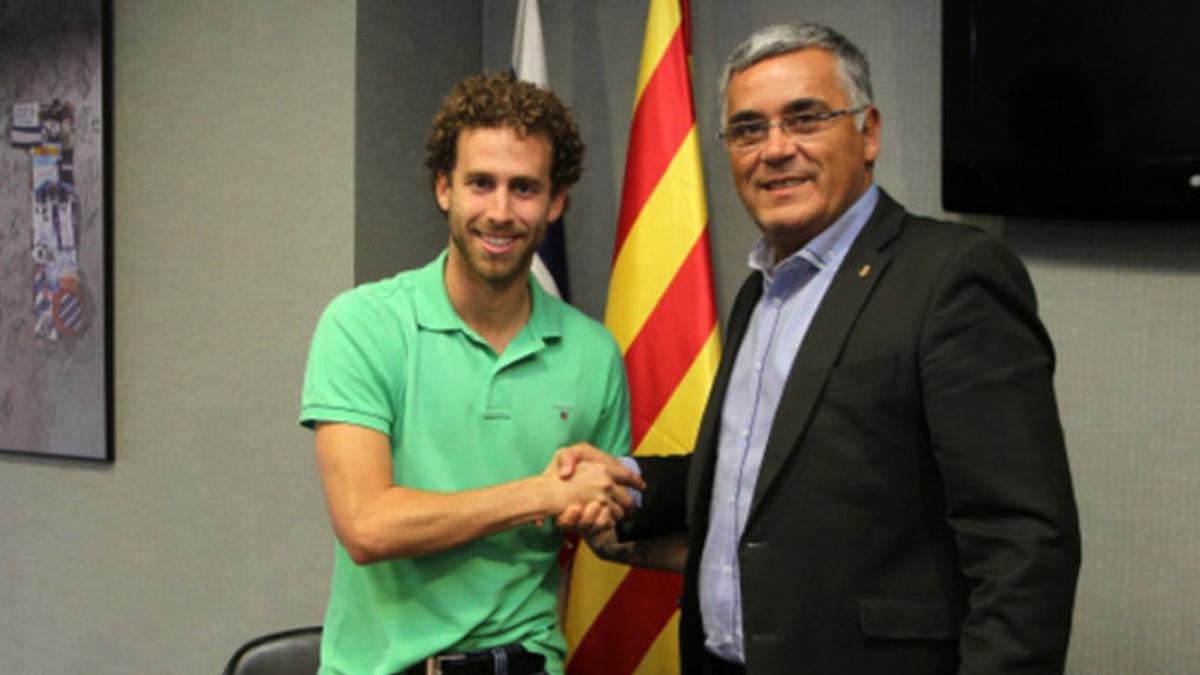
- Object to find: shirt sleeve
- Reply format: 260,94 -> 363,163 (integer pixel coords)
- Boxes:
299,290 -> 403,436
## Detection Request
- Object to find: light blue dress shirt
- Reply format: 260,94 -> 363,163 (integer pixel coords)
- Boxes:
699,185 -> 879,663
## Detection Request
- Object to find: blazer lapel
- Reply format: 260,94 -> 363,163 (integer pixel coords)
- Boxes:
746,191 -> 906,522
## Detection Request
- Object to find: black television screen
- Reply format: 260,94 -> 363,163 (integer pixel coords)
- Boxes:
942,0 -> 1200,220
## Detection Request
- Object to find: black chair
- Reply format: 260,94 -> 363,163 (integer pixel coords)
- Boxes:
223,626 -> 322,675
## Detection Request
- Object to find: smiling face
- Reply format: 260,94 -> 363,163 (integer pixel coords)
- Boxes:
436,125 -> 565,293
724,48 -> 880,260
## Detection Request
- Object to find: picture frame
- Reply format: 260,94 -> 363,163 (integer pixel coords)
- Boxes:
0,0 -> 113,462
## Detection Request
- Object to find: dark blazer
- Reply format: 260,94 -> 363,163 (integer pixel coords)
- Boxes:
623,191 -> 1081,675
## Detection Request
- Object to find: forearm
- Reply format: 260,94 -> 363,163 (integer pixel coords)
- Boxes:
318,424 -> 642,564
333,473 -> 566,562
316,422 -> 579,564
586,529 -> 688,573
334,475 -> 561,563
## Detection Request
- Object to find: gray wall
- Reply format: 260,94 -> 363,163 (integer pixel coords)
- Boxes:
355,0 -> 482,284
0,2 -> 353,673
0,1 -> 1196,673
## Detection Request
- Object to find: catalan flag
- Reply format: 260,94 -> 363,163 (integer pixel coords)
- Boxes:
564,1 -> 719,673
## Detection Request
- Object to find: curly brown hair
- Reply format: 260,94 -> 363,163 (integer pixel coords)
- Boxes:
425,71 -> 584,195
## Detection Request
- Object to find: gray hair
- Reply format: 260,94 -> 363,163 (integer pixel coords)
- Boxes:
719,23 -> 874,127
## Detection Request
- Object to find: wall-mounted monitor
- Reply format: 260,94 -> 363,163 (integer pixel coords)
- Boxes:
942,0 -> 1200,220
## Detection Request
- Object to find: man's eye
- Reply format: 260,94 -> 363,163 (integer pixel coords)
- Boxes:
468,177 -> 492,189
783,113 -> 821,132
730,122 -> 767,140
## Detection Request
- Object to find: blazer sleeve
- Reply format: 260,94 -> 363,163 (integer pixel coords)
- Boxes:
616,454 -> 691,541
920,233 -> 1082,674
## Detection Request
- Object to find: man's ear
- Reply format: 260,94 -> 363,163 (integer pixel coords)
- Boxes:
548,188 -> 567,223
434,172 -> 451,213
861,106 -> 881,166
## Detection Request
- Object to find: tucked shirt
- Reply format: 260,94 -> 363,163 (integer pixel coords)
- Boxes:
299,251 -> 631,675
699,185 -> 879,662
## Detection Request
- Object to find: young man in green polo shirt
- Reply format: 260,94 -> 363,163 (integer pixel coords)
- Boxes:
299,72 -> 640,675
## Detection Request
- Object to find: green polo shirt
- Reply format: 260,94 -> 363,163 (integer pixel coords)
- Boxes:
300,251 -> 630,675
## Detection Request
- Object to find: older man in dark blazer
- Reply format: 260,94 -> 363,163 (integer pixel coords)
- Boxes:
571,21 -> 1081,675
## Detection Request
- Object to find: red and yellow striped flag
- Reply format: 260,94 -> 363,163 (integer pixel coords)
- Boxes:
564,1 -> 719,673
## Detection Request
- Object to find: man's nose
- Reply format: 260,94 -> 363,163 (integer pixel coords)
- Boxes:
760,124 -> 796,162
486,189 -> 513,222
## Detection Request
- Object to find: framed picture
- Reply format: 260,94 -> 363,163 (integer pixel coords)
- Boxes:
0,0 -> 113,461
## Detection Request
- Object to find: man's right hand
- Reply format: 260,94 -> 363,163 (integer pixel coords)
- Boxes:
548,444 -> 644,533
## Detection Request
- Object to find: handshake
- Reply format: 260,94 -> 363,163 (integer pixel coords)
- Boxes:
538,443 -> 645,534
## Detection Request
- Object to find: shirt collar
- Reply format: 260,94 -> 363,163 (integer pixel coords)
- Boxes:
748,184 -> 880,283
413,249 -> 562,342
526,270 -> 563,341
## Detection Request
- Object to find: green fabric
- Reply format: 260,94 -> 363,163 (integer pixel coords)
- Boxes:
300,251 -> 631,675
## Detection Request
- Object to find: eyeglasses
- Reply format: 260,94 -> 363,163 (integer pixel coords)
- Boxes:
718,105 -> 869,150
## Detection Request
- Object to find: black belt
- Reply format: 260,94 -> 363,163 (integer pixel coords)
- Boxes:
402,644 -> 545,675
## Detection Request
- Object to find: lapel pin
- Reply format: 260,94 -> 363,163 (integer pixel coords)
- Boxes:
858,264 -> 871,278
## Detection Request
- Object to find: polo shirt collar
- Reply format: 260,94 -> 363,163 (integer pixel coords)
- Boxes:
413,250 -> 563,344
525,271 -> 563,343
412,250 -> 461,331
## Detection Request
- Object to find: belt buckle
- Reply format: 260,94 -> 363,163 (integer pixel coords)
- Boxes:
424,652 -> 468,675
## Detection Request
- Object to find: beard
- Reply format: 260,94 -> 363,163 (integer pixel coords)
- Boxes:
448,221 -> 543,290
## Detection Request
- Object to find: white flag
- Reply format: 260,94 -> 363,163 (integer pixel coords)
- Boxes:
512,0 -> 569,300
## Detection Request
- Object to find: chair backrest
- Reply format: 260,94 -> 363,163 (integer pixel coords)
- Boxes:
223,626 -> 322,675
